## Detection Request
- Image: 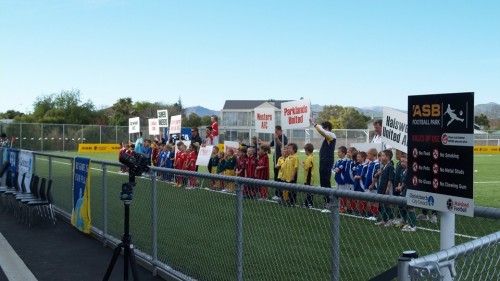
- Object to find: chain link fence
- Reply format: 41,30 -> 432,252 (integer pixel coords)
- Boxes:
11,151 -> 495,281
0,122 -> 130,151
3,121 -> 500,153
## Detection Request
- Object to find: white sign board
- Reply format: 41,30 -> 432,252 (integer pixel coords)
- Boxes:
382,108 -> 408,153
148,118 -> 160,135
157,109 -> 169,128
196,145 -> 213,166
129,117 -> 140,134
281,99 -> 311,129
350,143 -> 383,154
224,141 -> 239,154
170,115 -> 182,134
255,108 -> 275,133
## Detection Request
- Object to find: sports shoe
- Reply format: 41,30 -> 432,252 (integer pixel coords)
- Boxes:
272,196 -> 280,201
258,198 -> 266,202
394,220 -> 405,228
417,214 -> 429,221
374,221 -> 385,226
384,221 -> 393,227
367,216 -> 377,221
321,209 -> 331,213
429,215 -> 438,223
402,226 -> 416,232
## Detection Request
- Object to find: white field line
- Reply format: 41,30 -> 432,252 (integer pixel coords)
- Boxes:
45,159 -> 480,239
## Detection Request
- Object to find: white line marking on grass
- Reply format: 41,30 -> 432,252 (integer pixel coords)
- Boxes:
474,181 -> 500,184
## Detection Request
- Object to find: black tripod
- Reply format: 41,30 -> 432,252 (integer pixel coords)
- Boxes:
102,181 -> 140,281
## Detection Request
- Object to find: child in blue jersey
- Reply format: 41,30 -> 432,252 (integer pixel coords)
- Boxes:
333,146 -> 347,212
164,144 -> 174,181
344,147 -> 358,212
364,148 -> 380,220
353,151 -> 367,214
158,144 -> 169,180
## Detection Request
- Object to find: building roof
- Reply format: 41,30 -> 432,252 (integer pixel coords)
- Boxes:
222,100 -> 291,110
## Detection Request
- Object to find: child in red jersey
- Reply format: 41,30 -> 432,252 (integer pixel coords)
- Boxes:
255,145 -> 270,200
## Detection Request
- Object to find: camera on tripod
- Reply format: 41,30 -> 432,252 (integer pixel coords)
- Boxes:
119,153 -> 150,177
119,153 -> 150,201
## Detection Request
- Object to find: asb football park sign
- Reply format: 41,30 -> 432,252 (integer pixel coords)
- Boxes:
407,92 -> 474,217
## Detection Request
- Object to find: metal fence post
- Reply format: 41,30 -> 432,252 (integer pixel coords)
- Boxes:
236,181 -> 243,281
102,163 -> 108,245
440,211 -> 455,281
151,173 -> 158,275
48,155 -> 52,180
397,251 -> 417,281
330,195 -> 340,281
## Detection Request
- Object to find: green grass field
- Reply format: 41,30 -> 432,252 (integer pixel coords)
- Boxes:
33,151 -> 500,281
62,151 -> 500,208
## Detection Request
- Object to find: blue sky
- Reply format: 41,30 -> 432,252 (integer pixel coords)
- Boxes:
1,0 -> 499,114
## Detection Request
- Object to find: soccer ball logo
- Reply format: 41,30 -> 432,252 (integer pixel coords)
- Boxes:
447,199 -> 453,211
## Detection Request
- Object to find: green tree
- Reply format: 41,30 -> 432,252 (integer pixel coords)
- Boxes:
0,110 -> 24,119
319,105 -> 370,129
475,114 -> 490,130
109,98 -> 134,126
339,107 -> 370,129
184,112 -> 201,127
30,89 -> 95,124
318,105 -> 343,124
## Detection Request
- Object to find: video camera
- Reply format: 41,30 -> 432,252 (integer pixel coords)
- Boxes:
119,153 -> 150,177
119,153 -> 150,200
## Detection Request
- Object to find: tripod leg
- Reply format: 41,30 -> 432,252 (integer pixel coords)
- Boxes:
124,244 -> 129,280
128,244 -> 140,281
102,243 -> 124,281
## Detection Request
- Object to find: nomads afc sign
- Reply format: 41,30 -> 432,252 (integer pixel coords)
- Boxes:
407,92 -> 474,217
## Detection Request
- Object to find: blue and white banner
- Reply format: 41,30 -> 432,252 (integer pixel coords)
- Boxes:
18,150 -> 33,192
72,157 -> 92,233
6,149 -> 19,186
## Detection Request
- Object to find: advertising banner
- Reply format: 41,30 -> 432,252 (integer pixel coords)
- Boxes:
78,144 -> 120,153
72,157 -> 92,233
6,149 -> 18,188
280,99 -> 311,129
129,117 -> 140,134
407,92 -> 474,217
255,108 -> 275,133
382,108 -> 408,153
18,150 -> 33,192
157,109 -> 169,128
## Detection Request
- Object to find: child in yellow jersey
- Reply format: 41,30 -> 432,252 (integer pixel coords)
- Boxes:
301,143 -> 315,208
275,146 -> 288,202
283,143 -> 299,206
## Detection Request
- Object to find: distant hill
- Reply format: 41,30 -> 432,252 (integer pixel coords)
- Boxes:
188,102 -> 500,120
185,106 -> 219,117
475,102 -> 500,119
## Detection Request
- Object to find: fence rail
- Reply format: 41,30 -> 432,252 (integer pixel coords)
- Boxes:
1,149 -> 499,280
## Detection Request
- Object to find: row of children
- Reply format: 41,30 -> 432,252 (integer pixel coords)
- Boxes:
332,146 -> 417,232
205,142 -> 316,207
